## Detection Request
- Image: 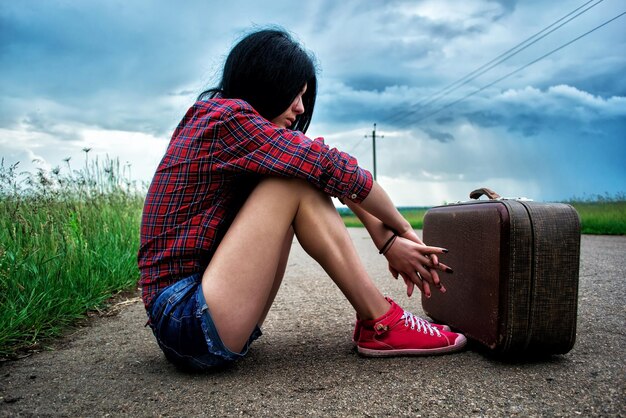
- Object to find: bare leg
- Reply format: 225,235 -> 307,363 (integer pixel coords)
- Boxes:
257,227 -> 294,327
202,177 -> 389,353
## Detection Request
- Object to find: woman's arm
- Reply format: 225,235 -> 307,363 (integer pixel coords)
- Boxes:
344,197 -> 396,250
217,101 -> 372,204
345,183 -> 453,297
356,182 -> 411,236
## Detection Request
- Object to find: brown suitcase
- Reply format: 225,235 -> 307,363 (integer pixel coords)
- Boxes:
421,188 -> 581,355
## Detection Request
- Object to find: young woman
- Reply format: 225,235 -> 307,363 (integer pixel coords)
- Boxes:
138,28 -> 466,371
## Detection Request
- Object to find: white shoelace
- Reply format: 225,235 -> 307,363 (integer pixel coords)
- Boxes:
401,311 -> 441,337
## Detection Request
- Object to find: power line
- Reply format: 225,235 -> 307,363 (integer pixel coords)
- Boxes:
389,0 -> 605,126
399,10 -> 626,127
346,135 -> 368,154
384,0 -> 605,127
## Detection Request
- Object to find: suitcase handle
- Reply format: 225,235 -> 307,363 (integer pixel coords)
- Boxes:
469,187 -> 501,200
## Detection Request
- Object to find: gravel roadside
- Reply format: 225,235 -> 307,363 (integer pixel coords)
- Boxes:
1,230 -> 624,417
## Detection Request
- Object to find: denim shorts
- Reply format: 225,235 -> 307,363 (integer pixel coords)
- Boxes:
147,273 -> 262,371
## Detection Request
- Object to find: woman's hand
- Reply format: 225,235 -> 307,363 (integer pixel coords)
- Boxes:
383,233 -> 453,298
344,186 -> 453,297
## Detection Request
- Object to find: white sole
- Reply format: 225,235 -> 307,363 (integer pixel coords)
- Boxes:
357,334 -> 467,357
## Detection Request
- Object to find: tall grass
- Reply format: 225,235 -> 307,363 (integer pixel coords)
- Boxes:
567,194 -> 626,235
0,152 -> 144,358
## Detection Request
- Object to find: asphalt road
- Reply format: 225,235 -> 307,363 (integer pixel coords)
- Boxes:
1,230 -> 624,417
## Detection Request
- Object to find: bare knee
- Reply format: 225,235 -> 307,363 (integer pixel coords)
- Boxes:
255,176 -> 322,199
247,177 -> 334,224
257,176 -> 308,188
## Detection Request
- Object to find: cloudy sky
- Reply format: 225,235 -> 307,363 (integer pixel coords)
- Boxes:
1,0 -> 624,205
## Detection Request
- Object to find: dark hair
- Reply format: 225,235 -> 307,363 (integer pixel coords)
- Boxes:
198,28 -> 317,133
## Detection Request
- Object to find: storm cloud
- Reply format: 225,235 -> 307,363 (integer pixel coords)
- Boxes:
1,0 -> 624,204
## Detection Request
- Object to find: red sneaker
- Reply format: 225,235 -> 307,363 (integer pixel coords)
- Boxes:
352,299 -> 451,347
356,299 -> 466,357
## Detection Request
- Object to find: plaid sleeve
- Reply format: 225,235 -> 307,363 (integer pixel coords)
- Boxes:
215,101 -> 373,203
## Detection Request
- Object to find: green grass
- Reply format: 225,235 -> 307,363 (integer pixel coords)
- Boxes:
569,198 -> 626,235
0,154 -> 144,358
340,207 -> 429,230
339,199 -> 626,235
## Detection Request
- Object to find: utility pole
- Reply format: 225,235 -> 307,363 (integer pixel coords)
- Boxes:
364,123 -> 383,181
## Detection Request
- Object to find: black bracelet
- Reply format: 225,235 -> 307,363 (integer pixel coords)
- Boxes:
379,233 -> 398,255
381,235 -> 397,255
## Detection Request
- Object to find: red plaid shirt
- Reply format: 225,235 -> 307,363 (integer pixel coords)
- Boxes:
138,98 -> 373,308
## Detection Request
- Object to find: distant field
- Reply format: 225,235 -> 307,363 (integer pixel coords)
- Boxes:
340,207 -> 430,229
339,200 -> 626,235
